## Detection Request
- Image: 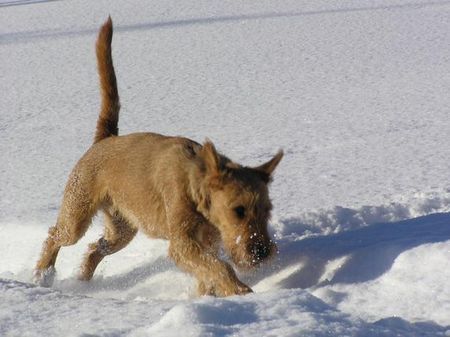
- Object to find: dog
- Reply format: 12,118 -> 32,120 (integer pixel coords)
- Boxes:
34,17 -> 283,297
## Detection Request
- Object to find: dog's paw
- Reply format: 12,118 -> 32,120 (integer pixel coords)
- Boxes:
33,266 -> 56,287
216,281 -> 253,297
235,283 -> 253,295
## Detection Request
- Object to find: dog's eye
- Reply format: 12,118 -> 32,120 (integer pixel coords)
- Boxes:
234,206 -> 246,219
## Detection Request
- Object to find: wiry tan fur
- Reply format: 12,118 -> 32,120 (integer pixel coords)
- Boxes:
34,17 -> 283,297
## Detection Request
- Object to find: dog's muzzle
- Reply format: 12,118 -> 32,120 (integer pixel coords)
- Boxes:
249,241 -> 270,260
247,238 -> 276,265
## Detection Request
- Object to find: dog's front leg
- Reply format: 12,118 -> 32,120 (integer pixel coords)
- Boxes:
169,237 -> 252,297
167,212 -> 252,297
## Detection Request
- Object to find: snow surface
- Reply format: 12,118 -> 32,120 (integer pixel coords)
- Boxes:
1,0 -> 450,336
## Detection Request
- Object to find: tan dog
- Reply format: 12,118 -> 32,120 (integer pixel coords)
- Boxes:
34,17 -> 283,297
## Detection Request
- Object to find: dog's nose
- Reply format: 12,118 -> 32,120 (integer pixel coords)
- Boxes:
250,241 -> 270,261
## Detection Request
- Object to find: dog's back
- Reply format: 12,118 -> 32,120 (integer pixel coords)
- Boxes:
77,131 -> 203,238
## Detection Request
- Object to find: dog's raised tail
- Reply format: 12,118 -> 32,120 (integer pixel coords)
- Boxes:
94,16 -> 120,144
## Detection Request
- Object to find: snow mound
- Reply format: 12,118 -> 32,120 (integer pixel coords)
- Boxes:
2,279 -> 448,337
275,192 -> 450,237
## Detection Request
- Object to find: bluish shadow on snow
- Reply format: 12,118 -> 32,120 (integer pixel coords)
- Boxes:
55,256 -> 177,294
192,300 -> 259,326
2,1 -> 450,44
369,317 -> 449,337
257,212 -> 450,289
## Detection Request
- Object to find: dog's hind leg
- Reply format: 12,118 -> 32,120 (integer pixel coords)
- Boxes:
79,209 -> 137,281
34,171 -> 99,286
34,212 -> 96,286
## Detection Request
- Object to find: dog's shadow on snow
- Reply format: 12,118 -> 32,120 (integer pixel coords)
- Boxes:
55,256 -> 179,296
246,212 -> 450,290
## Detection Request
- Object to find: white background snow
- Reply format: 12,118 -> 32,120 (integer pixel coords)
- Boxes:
1,0 -> 450,336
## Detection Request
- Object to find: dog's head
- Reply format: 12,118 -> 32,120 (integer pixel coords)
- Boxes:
198,141 -> 283,270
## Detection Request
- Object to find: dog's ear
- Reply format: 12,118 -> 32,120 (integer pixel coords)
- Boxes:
253,150 -> 283,181
200,139 -> 221,175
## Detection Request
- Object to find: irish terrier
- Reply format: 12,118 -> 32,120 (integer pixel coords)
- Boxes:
34,17 -> 283,297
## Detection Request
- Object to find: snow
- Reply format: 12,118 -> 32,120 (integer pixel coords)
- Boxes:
2,278 -> 448,337
1,0 -> 450,336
